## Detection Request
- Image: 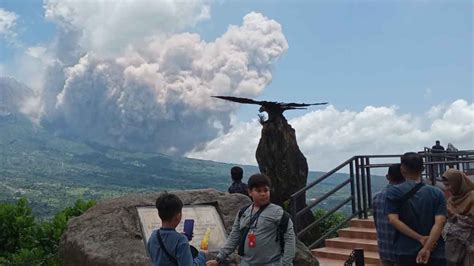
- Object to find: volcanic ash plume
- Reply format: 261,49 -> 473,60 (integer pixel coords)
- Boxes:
46,12 -> 288,154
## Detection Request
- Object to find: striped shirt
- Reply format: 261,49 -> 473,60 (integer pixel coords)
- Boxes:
373,185 -> 397,262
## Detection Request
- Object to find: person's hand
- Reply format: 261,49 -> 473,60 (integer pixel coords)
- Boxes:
181,231 -> 193,240
206,260 -> 218,266
416,248 -> 431,264
418,236 -> 428,246
419,235 -> 437,251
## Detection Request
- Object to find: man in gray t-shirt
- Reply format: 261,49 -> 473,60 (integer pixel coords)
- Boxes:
207,174 -> 296,266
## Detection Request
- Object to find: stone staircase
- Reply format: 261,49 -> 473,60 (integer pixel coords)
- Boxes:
312,217 -> 379,265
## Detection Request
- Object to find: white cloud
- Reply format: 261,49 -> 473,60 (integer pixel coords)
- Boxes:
0,8 -> 18,37
187,99 -> 474,171
43,0 -> 211,55
187,116 -> 262,163
26,46 -> 48,59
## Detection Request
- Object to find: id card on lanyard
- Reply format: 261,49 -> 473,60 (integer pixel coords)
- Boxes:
248,229 -> 256,247
247,205 -> 261,248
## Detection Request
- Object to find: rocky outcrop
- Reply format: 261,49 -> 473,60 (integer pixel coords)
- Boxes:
59,189 -> 318,265
256,115 -> 308,207
256,115 -> 320,244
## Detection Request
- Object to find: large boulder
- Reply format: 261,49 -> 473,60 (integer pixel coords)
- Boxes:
256,115 -> 308,208
59,189 -> 318,265
256,115 -> 320,244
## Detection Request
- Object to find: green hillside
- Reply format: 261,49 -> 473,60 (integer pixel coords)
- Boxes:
0,113 -> 386,218
0,114 -> 234,217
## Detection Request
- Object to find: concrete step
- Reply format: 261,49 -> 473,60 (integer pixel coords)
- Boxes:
312,247 -> 380,265
325,237 -> 378,252
338,227 -> 377,240
317,257 -> 378,266
350,217 -> 375,229
316,257 -> 346,266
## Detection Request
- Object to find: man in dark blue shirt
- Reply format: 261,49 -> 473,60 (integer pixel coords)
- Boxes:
228,166 -> 249,197
386,152 -> 447,266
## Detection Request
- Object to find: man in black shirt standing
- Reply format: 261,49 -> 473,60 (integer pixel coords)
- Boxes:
228,166 -> 249,197
431,140 -> 445,178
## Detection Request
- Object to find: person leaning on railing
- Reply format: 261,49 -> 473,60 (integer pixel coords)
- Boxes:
441,169 -> 474,266
445,144 -> 459,169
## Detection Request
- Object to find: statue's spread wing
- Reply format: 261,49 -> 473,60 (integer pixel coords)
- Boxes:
282,107 -> 309,110
283,102 -> 328,107
212,96 -> 264,105
213,96 -> 328,111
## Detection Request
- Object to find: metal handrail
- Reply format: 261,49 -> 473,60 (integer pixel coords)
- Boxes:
291,156 -> 357,199
424,160 -> 474,165
344,248 -> 365,266
364,159 -> 474,168
296,178 -> 351,217
289,149 -> 474,245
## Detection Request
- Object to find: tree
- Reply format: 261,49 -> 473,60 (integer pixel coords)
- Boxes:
0,198 -> 96,265
0,198 -> 37,256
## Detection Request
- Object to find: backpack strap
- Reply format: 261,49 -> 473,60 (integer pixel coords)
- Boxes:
393,182 -> 425,243
277,211 -> 290,254
156,230 -> 178,265
397,182 -> 425,204
238,204 -> 251,219
236,204 -> 251,255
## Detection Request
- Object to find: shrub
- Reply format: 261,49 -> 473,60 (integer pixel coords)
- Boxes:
0,198 -> 96,265
313,208 -> 348,239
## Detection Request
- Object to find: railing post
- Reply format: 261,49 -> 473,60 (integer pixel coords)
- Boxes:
360,157 -> 368,219
456,153 -> 460,170
424,148 -> 434,183
355,157 -> 362,219
291,196 -> 298,233
461,154 -> 466,171
349,160 -> 356,215
365,157 -> 372,210
355,248 -> 365,266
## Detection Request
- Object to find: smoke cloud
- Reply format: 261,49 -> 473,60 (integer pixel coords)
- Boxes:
44,0 -> 211,55
36,1 -> 288,154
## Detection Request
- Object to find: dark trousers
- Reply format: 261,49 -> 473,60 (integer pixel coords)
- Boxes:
398,255 -> 447,266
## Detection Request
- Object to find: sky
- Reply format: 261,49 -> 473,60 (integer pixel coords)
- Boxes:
0,0 -> 473,171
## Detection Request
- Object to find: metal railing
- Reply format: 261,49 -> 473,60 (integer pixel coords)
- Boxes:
344,248 -> 365,266
289,149 -> 474,248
